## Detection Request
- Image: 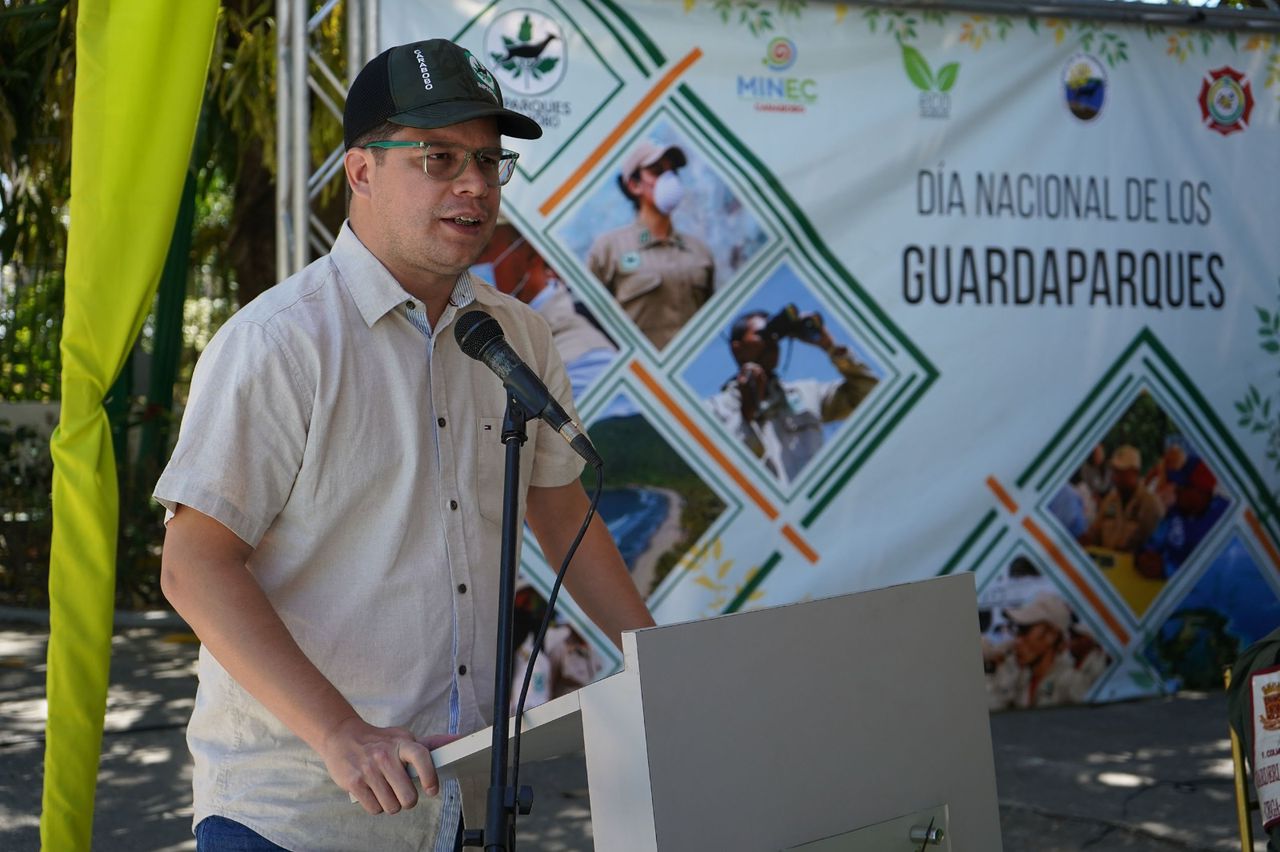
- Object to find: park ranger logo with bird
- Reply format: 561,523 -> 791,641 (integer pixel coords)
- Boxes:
484,10 -> 567,97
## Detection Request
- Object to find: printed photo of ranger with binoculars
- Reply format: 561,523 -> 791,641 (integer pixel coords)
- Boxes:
706,303 -> 880,486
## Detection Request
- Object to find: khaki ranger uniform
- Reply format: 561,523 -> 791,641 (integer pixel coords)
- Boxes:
1083,485 -> 1164,552
586,221 -> 714,349
987,650 -> 1089,709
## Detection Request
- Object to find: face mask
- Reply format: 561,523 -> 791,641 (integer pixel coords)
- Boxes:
652,170 -> 685,215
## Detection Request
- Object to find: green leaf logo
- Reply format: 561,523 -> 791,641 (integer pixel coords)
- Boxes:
902,45 -> 934,91
936,62 -> 960,92
902,46 -> 960,95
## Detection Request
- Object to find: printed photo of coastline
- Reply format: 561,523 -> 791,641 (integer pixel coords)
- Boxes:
584,394 -> 727,597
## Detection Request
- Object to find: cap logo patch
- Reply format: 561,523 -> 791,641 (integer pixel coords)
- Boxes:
466,50 -> 499,103
413,48 -> 434,91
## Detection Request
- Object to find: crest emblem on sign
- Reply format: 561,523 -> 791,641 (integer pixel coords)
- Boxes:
1198,66 -> 1253,136
485,10 -> 568,97
1062,54 -> 1106,122
1263,680 -> 1280,731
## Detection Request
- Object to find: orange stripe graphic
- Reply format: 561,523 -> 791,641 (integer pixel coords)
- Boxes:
986,476 -> 1018,514
1022,517 -> 1129,645
629,361 -> 778,521
1245,509 -> 1280,574
782,524 -> 819,564
539,48 -> 703,217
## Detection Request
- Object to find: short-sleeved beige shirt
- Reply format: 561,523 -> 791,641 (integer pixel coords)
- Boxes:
154,222 -> 582,851
585,221 -> 714,349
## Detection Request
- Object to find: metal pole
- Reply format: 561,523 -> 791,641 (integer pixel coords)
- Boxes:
291,0 -> 309,274
275,0 -> 291,282
346,0 -> 363,87
365,0 -> 379,68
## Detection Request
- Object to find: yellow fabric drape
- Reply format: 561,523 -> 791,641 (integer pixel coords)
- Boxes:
43,3 -> 218,849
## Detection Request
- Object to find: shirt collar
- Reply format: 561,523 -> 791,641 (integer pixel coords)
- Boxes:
330,221 -> 482,328
622,220 -> 683,251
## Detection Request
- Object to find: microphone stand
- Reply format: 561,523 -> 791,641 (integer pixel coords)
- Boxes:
465,392 -> 533,851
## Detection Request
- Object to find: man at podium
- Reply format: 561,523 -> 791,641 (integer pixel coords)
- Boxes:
154,38 -> 653,852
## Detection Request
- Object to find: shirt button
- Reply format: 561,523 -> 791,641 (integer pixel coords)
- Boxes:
457,583 -> 468,594
458,665 -> 468,676
406,300 -> 416,310
450,499 -> 458,510
437,417 -> 446,428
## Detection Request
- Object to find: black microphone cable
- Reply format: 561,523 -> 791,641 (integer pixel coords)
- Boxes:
508,460 -> 604,833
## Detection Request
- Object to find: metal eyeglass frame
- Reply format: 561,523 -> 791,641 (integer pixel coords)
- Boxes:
362,140 -> 520,187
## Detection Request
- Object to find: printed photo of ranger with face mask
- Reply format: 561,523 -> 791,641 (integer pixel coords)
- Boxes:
586,139 -> 716,350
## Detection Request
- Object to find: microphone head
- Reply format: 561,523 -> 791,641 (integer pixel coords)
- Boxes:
454,310 -> 504,361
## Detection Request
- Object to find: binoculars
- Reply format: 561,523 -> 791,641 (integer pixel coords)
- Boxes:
762,304 -> 824,343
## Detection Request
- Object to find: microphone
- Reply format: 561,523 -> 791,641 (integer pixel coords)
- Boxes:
454,309 -> 602,468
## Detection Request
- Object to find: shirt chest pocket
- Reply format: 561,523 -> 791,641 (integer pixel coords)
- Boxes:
475,416 -> 536,524
612,270 -> 663,306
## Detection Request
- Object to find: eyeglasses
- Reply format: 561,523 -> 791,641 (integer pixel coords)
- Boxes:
362,141 -> 520,187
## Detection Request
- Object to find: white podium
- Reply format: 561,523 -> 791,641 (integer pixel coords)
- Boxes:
430,574 -> 1003,850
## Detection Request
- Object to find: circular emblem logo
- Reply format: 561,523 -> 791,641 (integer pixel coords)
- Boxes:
1061,54 -> 1106,121
1198,66 -> 1254,136
465,51 -> 499,103
763,37 -> 797,72
484,9 -> 567,97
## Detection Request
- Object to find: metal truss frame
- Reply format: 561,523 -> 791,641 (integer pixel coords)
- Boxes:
276,0 -> 378,280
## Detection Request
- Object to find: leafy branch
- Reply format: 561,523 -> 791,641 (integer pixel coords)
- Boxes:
863,8 -> 920,46
1155,28 -> 1220,63
710,0 -> 775,36
958,15 -> 1015,50
1079,26 -> 1129,68
672,537 -> 763,612
1236,285 -> 1280,494
1243,34 -> 1280,96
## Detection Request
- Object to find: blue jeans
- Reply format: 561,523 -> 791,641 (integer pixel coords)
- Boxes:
194,814 -> 464,851
195,816 -> 289,851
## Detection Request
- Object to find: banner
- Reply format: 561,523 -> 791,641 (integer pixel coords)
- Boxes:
386,0 -> 1280,707
45,2 -> 217,847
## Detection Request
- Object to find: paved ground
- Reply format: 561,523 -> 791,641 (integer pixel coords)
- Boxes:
0,618 -> 1266,851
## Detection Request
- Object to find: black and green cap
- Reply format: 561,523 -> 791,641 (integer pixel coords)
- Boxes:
343,39 -> 542,149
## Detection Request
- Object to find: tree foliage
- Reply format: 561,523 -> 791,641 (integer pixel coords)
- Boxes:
0,0 -> 349,607
0,0 -> 75,270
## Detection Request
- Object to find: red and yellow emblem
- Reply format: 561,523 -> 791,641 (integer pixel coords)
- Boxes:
1198,66 -> 1254,136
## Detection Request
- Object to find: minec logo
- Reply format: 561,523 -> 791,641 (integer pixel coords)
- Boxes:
901,45 -> 958,119
763,36 -> 797,72
1198,66 -> 1253,136
736,37 -> 816,114
413,48 -> 433,91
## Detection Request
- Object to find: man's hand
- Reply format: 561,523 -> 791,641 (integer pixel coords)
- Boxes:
321,716 -> 458,815
735,361 -> 768,422
806,317 -> 836,354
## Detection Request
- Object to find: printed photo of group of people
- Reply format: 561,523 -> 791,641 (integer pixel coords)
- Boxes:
979,556 -> 1111,709
1048,392 -> 1232,617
